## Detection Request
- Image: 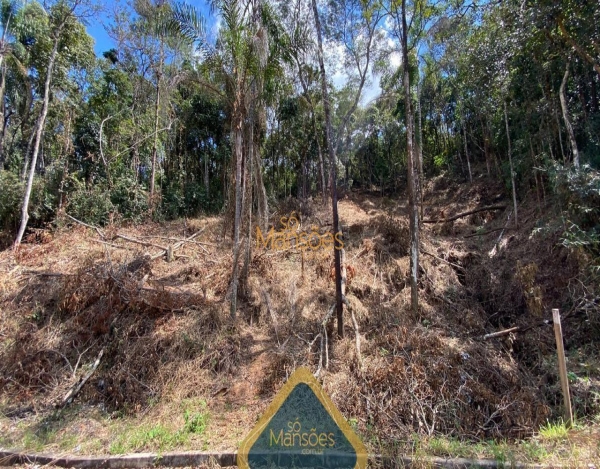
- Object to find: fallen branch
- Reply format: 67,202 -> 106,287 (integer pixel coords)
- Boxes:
65,213 -> 105,239
464,227 -> 512,239
483,327 -> 520,340
92,239 -> 136,251
139,236 -> 211,253
423,205 -> 506,224
488,210 -> 513,257
260,287 -> 279,345
482,319 -> 554,339
171,229 -> 205,250
20,270 -> 70,278
421,250 -> 465,271
114,230 -> 205,261
60,348 -> 104,407
116,234 -> 167,251
150,229 -> 205,260
315,303 -> 336,378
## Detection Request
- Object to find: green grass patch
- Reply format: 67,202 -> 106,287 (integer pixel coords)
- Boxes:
109,400 -> 209,454
109,423 -> 187,454
539,420 -> 570,440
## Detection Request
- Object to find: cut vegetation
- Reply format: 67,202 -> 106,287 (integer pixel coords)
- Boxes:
1,178 -> 599,466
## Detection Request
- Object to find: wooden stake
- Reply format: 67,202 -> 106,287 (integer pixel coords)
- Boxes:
553,308 -> 573,426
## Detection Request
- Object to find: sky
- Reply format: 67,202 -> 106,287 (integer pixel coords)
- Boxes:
86,12 -> 113,56
84,0 -> 216,56
83,0 -> 382,105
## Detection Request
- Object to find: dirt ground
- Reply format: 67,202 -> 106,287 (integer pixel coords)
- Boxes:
1,174 -> 599,465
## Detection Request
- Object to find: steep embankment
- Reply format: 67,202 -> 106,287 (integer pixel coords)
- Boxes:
0,175 -> 598,462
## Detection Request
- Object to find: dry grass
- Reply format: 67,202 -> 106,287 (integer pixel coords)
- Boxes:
0,181 -> 599,464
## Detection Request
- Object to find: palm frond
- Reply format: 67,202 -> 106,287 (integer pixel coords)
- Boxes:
170,2 -> 206,43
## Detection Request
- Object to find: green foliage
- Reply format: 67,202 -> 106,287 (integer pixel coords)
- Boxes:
183,408 -> 208,434
0,169 -> 58,235
160,180 -> 186,220
110,176 -> 149,223
109,423 -> 187,454
160,179 -> 220,220
552,164 -> 600,260
66,176 -> 115,226
433,152 -> 447,171
67,174 -> 152,226
0,171 -> 24,231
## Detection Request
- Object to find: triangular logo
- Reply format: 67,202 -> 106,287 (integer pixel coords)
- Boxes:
238,367 -> 367,469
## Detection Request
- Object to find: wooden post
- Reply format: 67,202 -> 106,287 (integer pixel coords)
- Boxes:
553,308 -> 573,426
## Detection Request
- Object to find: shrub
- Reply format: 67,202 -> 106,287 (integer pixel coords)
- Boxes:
67,177 -> 115,226
0,170 -> 57,234
552,164 -> 600,259
0,171 -> 24,232
110,176 -> 148,222
160,180 -> 219,220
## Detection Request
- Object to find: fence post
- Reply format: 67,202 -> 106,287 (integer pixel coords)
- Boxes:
552,308 -> 573,426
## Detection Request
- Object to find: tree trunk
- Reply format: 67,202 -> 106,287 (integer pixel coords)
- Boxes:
58,111 -> 72,211
254,137 -> 268,231
463,124 -> 472,183
402,0 -> 419,315
559,61 -> 580,169
417,77 -> 424,218
295,56 -> 327,202
20,128 -> 35,181
481,116 -> 491,176
312,0 -> 344,338
0,62 -> 6,170
229,99 -> 244,318
149,48 -> 163,214
204,152 -> 210,196
554,105 -> 566,163
504,101 -> 518,228
557,16 -> 600,78
591,74 -> 599,113
315,114 -> 327,200
240,107 -> 254,296
14,31 -> 61,247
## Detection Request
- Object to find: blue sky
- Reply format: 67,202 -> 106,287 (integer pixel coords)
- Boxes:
83,1 -> 381,104
86,13 -> 113,56
84,0 -> 215,57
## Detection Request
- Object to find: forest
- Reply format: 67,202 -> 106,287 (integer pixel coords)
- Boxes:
0,0 -> 599,466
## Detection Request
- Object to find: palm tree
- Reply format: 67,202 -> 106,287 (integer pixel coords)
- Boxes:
173,0 -> 284,318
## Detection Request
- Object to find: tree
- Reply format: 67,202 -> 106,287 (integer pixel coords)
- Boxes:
172,0 -> 282,317
133,0 -> 178,212
311,0 -> 383,336
400,0 -> 419,314
14,0 -> 94,247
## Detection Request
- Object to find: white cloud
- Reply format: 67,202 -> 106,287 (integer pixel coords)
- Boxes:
390,51 -> 402,69
361,79 -> 381,106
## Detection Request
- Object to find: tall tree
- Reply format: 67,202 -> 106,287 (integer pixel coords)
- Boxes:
14,0 -> 93,247
400,0 -> 419,314
312,0 -> 383,337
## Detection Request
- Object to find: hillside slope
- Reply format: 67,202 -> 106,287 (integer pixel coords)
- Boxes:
0,174 -> 599,463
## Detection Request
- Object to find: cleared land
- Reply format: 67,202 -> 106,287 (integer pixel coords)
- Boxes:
1,176 -> 599,466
